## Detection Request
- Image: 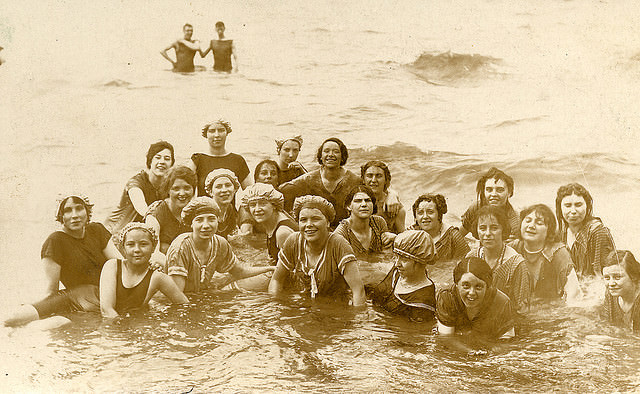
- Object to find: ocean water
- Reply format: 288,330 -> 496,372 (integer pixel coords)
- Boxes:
1,0 -> 640,391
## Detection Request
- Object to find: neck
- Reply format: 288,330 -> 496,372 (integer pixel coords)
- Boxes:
321,166 -> 344,180
306,234 -> 328,254
427,222 -> 443,239
484,243 -> 504,259
621,286 -> 640,305
218,33 -> 225,39
349,216 -> 369,231
191,234 -> 211,249
208,146 -> 227,156
568,221 -> 585,234
402,270 -> 427,286
277,158 -> 288,170
63,226 -> 85,239
146,170 -> 163,188
524,239 -> 545,253
262,212 -> 281,234
123,260 -> 148,275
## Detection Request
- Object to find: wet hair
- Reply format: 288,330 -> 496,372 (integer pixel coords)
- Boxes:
146,140 -> 175,169
476,205 -> 510,241
316,137 -> 348,166
603,250 -> 640,284
555,182 -> 593,229
163,166 -> 197,196
453,256 -> 493,287
56,196 -> 93,223
254,159 -> 281,185
476,167 -> 514,206
360,160 -> 392,191
519,204 -> 557,243
215,21 -> 225,28
344,185 -> 377,214
292,195 -> 336,223
412,193 -> 448,223
183,23 -> 193,30
201,118 -> 233,137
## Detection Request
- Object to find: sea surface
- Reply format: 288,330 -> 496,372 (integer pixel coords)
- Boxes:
1,0 -> 640,391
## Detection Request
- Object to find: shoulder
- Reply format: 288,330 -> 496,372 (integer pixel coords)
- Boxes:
126,170 -> 149,189
334,219 -> 350,234
493,288 -> 511,306
167,233 -> 192,253
86,222 -> 112,240
504,245 -> 525,263
508,239 -> 524,253
466,247 -> 480,258
436,285 -> 459,309
102,258 -> 118,272
371,215 -> 387,228
343,170 -> 362,184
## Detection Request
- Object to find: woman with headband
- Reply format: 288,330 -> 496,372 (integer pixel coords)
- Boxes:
370,230 -> 437,321
188,118 -> 252,196
204,169 -> 241,238
5,194 -> 121,326
166,197 -> 274,293
280,137 -> 362,229
99,223 -> 188,318
268,195 -> 366,306
241,183 -> 297,264
602,250 -> 640,333
275,135 -> 307,186
104,141 -> 175,235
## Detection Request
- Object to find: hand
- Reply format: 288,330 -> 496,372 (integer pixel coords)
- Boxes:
149,252 -> 167,272
381,232 -> 396,248
385,201 -> 402,217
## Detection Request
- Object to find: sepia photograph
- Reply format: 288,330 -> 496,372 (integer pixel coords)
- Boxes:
1,0 -> 640,391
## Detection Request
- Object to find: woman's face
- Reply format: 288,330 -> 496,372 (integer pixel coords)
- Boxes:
211,177 -> 236,205
415,200 -> 440,233
206,123 -> 228,149
457,272 -> 488,309
256,163 -> 279,186
191,213 -> 219,240
478,215 -> 504,251
484,178 -> 509,207
248,199 -> 276,223
61,198 -> 88,234
298,207 -> 330,244
603,265 -> 637,299
394,254 -> 422,280
349,192 -> 374,220
561,193 -> 587,228
123,229 -> 154,265
150,148 -> 173,178
279,140 -> 300,165
363,166 -> 386,195
320,141 -> 342,169
168,178 -> 194,210
520,211 -> 548,246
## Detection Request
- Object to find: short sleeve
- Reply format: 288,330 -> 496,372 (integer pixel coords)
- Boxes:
552,245 -> 574,288
125,172 -> 145,192
41,232 -> 65,263
166,236 -> 190,277
333,221 -> 350,241
461,202 -> 479,237
492,292 -> 516,338
372,215 -> 388,233
278,232 -> 299,272
436,287 -> 461,328
213,236 -> 237,273
330,234 -> 357,274
450,228 -> 471,260
591,224 -> 614,275
235,155 -> 250,183
145,200 -> 163,220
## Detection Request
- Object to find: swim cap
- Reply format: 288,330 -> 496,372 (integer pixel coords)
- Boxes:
240,183 -> 284,210
202,118 -> 233,135
275,135 -> 303,151
204,168 -> 240,197
292,195 -> 336,223
55,193 -> 93,223
393,230 -> 436,265
182,196 -> 221,226
113,222 -> 158,255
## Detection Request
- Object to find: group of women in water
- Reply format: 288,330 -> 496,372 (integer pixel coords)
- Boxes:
4,118 -> 639,345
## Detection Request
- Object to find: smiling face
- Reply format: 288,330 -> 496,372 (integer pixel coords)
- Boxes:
520,211 -> 548,246
456,272 -> 488,309
415,200 -> 440,233
168,178 -> 194,210
320,141 -> 341,169
206,123 -> 228,150
211,177 -> 236,205
478,215 -> 504,251
61,198 -> 88,235
349,192 -> 374,220
603,264 -> 637,299
256,163 -> 279,186
279,140 -> 301,166
561,193 -> 587,228
183,25 -> 193,40
363,166 -> 386,195
298,207 -> 330,244
123,229 -> 154,266
484,178 -> 509,207
191,213 -> 219,240
150,148 -> 173,178
248,199 -> 276,224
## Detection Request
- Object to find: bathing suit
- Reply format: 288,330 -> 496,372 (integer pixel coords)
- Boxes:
191,153 -> 250,196
115,260 -> 154,314
334,215 -> 389,257
174,41 -> 196,72
266,214 -> 298,263
560,217 -> 614,276
371,267 -> 436,322
210,39 -> 233,72
408,224 -> 470,264
145,200 -> 191,247
104,171 -> 162,234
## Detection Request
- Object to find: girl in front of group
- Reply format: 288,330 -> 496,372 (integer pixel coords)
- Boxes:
99,223 -> 188,318
602,250 -> 640,333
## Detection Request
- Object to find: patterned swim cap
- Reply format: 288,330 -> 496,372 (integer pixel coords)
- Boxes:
275,135 -> 303,151
204,168 -> 240,197
181,196 -> 222,226
393,230 -> 436,265
292,195 -> 335,223
240,183 -> 284,210
113,222 -> 159,255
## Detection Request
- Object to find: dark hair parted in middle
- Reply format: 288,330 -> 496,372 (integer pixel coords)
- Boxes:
412,193 -> 448,223
360,160 -> 392,191
253,159 -> 281,184
146,140 -> 175,169
603,250 -> 640,283
475,167 -> 514,205
519,204 -> 557,243
555,182 -> 594,229
316,137 -> 348,166
453,256 -> 494,287
344,185 -> 377,214
476,205 -> 510,241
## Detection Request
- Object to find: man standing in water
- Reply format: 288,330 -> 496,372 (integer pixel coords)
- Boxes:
160,24 -> 199,72
200,21 -> 238,73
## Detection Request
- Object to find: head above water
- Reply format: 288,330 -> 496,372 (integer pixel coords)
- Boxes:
476,205 -> 510,241
163,165 -> 197,194
181,196 -> 222,226
393,230 -> 436,266
215,21 -> 225,29
275,135 -> 303,154
360,160 -> 391,192
453,256 -> 493,287
476,167 -> 514,206
201,118 -> 233,137
204,168 -> 240,197
316,137 -> 348,166
292,195 -> 335,223
519,204 -> 557,243
603,250 -> 640,284
412,193 -> 447,224
114,222 -> 158,255
55,194 -> 93,223
555,182 -> 593,228
146,140 -> 175,169
254,159 -> 281,186
241,183 -> 284,211
344,184 -> 377,213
